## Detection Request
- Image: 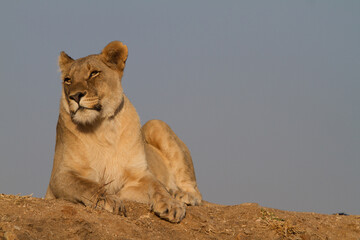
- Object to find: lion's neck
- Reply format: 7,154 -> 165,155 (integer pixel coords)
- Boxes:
59,94 -> 142,147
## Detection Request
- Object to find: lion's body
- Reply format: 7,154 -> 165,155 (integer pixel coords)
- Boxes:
45,41 -> 201,223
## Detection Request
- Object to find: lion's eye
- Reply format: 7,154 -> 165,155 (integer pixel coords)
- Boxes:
64,77 -> 71,85
89,71 -> 100,78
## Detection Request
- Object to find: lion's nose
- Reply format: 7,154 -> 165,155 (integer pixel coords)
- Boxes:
69,91 -> 86,103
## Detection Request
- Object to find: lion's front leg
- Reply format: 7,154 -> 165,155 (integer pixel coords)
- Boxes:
120,173 -> 186,223
48,171 -> 126,215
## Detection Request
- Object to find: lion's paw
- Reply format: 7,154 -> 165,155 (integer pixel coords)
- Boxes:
171,190 -> 202,206
151,197 -> 186,223
94,194 -> 127,216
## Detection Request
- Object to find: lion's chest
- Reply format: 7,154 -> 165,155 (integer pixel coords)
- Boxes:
80,122 -> 128,194
87,143 -> 126,193
76,115 -> 147,194
83,134 -> 147,194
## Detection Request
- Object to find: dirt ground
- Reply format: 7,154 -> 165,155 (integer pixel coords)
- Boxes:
0,194 -> 359,240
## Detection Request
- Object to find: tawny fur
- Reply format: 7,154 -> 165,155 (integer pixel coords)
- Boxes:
45,41 -> 202,223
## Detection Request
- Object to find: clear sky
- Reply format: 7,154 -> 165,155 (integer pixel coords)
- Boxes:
0,1 -> 359,215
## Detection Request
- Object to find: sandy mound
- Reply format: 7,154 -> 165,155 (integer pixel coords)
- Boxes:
0,194 -> 359,239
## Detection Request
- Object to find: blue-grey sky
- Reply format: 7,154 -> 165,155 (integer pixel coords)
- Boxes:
0,1 -> 359,215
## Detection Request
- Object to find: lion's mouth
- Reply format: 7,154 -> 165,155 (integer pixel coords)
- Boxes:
71,104 -> 102,116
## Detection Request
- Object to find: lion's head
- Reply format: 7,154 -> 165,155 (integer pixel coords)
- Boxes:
58,41 -> 128,125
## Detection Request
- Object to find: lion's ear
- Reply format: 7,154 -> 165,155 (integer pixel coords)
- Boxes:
59,51 -> 74,71
101,41 -> 128,70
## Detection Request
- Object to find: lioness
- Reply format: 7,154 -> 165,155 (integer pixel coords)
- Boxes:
45,41 -> 202,223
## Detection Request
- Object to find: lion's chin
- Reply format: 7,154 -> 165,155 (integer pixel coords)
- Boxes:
71,108 -> 101,125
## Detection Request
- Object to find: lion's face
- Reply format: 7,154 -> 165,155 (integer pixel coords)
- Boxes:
58,41 -> 128,125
